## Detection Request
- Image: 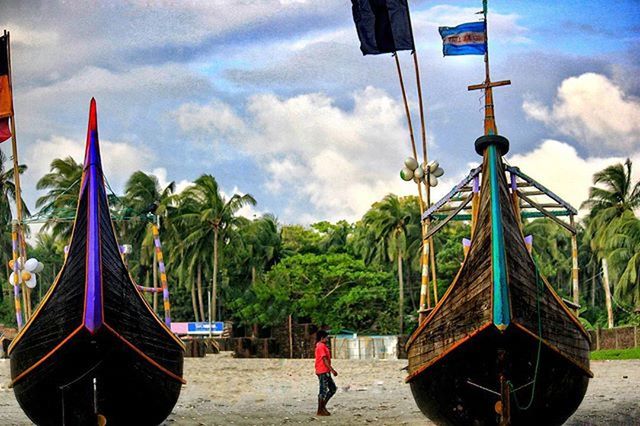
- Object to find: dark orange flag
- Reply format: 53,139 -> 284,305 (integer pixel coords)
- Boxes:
0,34 -> 13,142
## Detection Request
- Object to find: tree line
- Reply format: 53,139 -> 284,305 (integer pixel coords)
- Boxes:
0,155 -> 638,334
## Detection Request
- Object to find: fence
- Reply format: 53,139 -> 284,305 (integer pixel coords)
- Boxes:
589,326 -> 639,351
331,335 -> 398,360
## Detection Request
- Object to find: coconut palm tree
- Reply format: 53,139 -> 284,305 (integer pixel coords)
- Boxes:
604,212 -> 640,308
523,219 -> 571,294
0,149 -> 29,303
242,214 -> 282,285
122,171 -> 175,308
36,157 -> 83,242
361,194 -> 420,333
581,159 -> 640,311
171,194 -> 211,322
175,175 -> 256,322
581,158 -> 640,255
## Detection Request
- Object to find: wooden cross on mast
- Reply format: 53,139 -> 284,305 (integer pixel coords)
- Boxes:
466,3 -> 510,136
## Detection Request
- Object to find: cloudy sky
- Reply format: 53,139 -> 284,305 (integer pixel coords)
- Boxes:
1,0 -> 639,225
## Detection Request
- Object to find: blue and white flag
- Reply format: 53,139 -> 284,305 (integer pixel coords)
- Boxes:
438,21 -> 487,56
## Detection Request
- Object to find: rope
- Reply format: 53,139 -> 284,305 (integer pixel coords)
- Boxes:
611,294 -> 637,316
508,257 -> 543,411
103,174 -> 125,210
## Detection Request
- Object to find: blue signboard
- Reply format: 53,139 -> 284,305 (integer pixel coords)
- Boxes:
187,321 -> 224,335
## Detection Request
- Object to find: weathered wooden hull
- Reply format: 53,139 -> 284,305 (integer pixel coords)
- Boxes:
11,328 -> 182,426
409,326 -> 589,425
406,139 -> 591,425
9,100 -> 184,425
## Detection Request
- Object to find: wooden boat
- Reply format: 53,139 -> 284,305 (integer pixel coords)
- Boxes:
9,99 -> 185,426
405,36 -> 591,426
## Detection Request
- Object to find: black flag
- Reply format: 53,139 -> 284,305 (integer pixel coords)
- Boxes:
351,0 -> 415,55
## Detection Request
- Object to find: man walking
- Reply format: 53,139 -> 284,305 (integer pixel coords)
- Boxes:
314,330 -> 337,416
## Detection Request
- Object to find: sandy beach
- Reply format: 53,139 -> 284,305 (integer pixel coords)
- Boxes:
1,355 -> 639,425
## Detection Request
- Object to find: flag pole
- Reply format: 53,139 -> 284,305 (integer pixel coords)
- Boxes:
5,30 -> 30,321
393,51 -> 430,332
411,50 -> 439,319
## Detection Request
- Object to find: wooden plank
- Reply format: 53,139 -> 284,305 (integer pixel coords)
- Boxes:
468,79 -> 511,91
425,193 -> 474,239
517,191 -> 575,233
508,166 -> 578,214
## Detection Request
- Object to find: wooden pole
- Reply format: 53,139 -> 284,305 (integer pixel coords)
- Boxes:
396,52 -> 435,323
208,290 -> 212,337
398,254 -> 404,334
152,225 -> 158,313
11,221 -> 23,329
412,51 -> 428,168
5,31 -> 30,321
601,258 -> 614,329
152,223 -> 171,326
430,238 -> 438,304
288,314 -> 293,359
570,215 -> 580,313
412,50 -> 440,319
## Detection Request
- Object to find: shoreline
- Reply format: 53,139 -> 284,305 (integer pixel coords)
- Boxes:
1,357 -> 639,425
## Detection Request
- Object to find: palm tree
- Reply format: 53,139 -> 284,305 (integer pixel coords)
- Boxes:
36,157 -> 83,242
175,175 -> 256,322
604,212 -> 640,308
361,194 -> 420,333
242,214 -> 282,285
315,220 -> 352,254
122,171 -> 175,309
28,232 -> 65,303
0,149 -> 29,302
523,219 -> 571,294
582,158 -> 640,215
582,158 -> 640,255
581,159 -> 640,311
171,197 -> 211,322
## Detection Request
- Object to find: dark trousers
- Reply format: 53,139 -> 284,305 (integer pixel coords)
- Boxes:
317,372 -> 337,402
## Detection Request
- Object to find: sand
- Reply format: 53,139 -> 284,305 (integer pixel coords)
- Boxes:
1,355 -> 639,425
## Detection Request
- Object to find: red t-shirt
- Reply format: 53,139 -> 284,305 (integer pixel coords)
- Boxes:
315,341 -> 331,374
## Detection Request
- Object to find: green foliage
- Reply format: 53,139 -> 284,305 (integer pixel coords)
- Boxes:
281,225 -> 323,255
0,285 -> 16,327
6,156 -> 638,335
433,222 -> 470,294
234,253 -> 397,334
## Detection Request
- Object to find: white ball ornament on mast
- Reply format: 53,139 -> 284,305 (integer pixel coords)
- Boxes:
26,274 -> 37,289
400,167 -> 414,181
25,258 -> 38,272
404,157 -> 419,171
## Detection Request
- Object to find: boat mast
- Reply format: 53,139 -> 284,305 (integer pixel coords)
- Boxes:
5,30 -> 31,326
467,4 -> 513,424
467,2 -> 510,137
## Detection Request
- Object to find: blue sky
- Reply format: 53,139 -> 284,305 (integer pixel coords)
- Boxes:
1,0 -> 639,225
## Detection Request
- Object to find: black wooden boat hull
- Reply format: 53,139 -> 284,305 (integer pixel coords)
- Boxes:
406,138 -> 591,424
12,328 -> 182,426
409,326 -> 588,425
8,100 -> 185,425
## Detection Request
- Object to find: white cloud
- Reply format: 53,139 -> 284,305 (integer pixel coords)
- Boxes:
507,139 -> 640,215
2,24 -> 59,47
175,87 -> 427,222
411,5 -> 530,48
222,186 -> 266,220
22,64 -> 207,100
22,135 -> 154,200
174,101 -> 246,137
523,73 -> 640,153
150,167 -> 192,195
